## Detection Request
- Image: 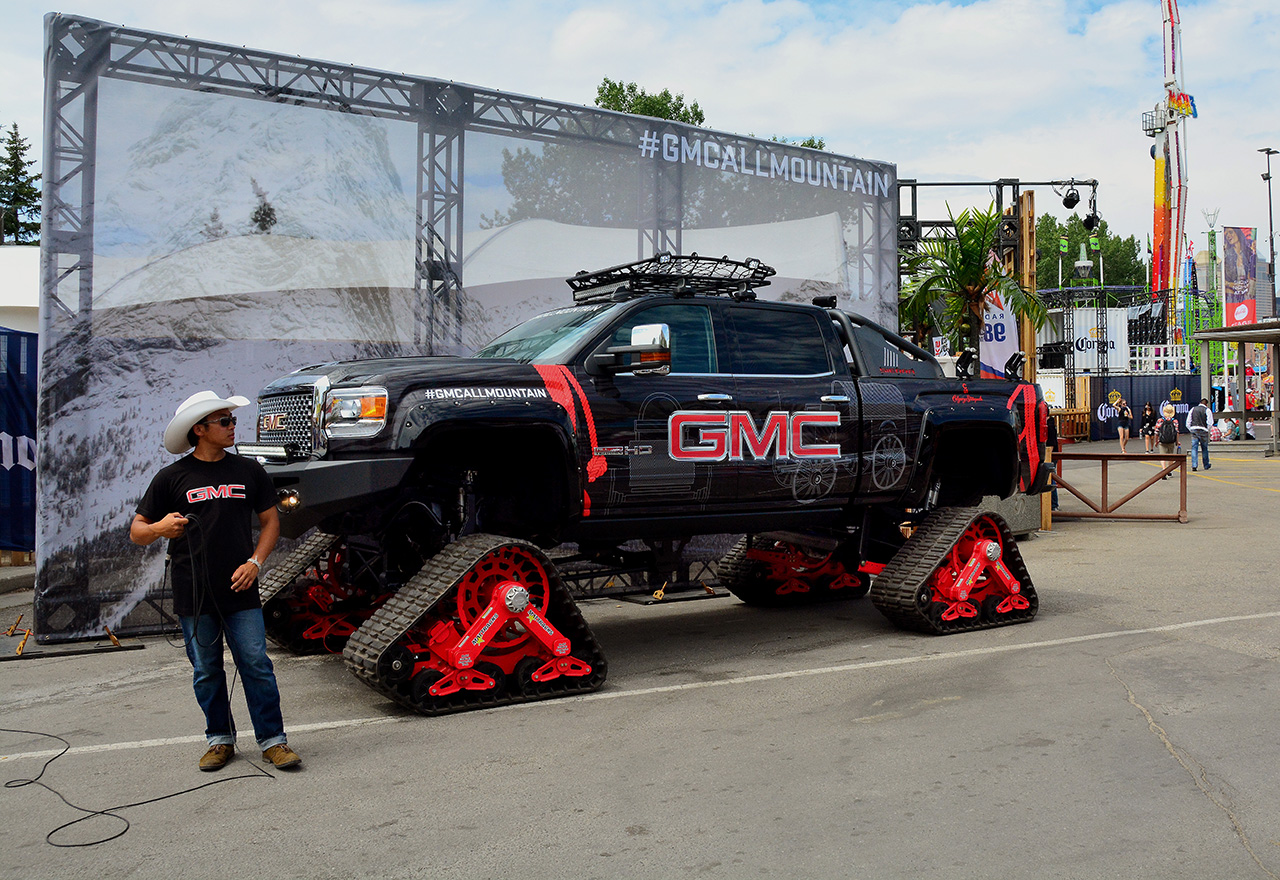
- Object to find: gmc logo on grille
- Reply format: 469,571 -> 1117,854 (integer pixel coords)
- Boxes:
259,413 -> 288,432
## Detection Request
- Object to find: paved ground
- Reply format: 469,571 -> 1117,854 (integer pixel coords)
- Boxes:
3,443 -> 1279,879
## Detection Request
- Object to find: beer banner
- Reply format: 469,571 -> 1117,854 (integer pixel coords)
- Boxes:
979,297 -> 1020,379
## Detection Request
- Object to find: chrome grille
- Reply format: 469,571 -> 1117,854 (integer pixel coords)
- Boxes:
256,391 -> 315,455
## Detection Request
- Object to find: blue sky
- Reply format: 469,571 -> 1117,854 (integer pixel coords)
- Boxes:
2,0 -> 1278,256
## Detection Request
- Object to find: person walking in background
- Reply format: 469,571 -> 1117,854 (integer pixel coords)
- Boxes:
1154,404 -> 1180,479
1185,397 -> 1213,471
1139,402 -> 1158,454
130,390 -> 301,772
1116,398 -> 1132,454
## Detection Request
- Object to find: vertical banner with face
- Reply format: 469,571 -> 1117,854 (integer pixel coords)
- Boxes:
1223,226 -> 1257,326
37,14 -> 898,641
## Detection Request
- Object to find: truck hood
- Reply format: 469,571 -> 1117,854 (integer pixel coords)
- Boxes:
261,356 -> 531,394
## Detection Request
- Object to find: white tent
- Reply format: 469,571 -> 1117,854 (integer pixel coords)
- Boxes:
0,245 -> 39,333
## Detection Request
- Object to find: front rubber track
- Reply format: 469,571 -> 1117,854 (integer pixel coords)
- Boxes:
342,534 -> 607,715
869,507 -> 1038,635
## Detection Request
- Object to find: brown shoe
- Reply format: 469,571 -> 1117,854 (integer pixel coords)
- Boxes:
198,744 -> 234,772
262,743 -> 301,769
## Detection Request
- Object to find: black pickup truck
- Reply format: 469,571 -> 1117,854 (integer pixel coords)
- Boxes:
240,254 -> 1051,714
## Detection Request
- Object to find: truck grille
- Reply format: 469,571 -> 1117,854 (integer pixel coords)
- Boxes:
257,391 -> 315,455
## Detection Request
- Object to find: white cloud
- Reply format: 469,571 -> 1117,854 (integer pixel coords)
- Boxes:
4,0 -> 1279,257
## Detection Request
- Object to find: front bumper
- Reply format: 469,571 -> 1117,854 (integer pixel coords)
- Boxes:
261,456 -> 415,538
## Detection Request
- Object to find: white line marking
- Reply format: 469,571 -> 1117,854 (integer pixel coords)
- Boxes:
4,610 -> 1278,763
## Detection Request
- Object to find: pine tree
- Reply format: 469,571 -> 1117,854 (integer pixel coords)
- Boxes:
0,123 -> 41,244
202,208 -> 227,240
249,177 -> 277,234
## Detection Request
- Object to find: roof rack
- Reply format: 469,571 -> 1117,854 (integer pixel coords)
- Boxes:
566,253 -> 776,304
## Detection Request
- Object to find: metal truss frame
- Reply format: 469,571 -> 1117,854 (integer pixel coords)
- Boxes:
44,14 -> 894,354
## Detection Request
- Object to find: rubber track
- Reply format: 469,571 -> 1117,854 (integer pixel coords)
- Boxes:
869,507 -> 1038,635
259,530 -> 341,605
342,533 -> 608,715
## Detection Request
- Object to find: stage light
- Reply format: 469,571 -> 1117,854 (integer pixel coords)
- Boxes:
1062,188 -> 1080,209
1083,212 -> 1100,231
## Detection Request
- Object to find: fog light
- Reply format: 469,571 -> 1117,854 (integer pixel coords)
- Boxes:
277,489 -> 301,512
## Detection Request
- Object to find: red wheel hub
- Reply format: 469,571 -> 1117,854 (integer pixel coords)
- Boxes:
454,544 -> 551,654
925,515 -> 1028,621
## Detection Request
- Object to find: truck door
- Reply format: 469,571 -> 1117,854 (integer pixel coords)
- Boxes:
846,320 -> 933,502
725,303 -> 859,509
581,301 -> 740,513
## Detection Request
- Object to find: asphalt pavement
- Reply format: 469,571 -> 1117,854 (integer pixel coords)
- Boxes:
3,441 -> 1279,879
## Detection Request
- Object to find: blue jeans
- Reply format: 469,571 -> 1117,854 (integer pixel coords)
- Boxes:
181,609 -> 287,751
1189,432 -> 1211,469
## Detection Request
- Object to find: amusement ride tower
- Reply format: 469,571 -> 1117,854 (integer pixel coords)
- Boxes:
1142,0 -> 1195,300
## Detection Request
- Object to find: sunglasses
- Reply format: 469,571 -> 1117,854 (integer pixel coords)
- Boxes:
198,415 -> 237,428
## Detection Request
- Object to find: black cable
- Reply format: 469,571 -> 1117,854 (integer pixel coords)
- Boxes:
1,727 -> 273,847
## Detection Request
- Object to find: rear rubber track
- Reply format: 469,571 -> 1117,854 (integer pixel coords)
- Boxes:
259,530 -> 342,605
342,533 -> 607,715
869,507 -> 1037,634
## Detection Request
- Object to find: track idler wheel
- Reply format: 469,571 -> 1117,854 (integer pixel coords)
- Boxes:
342,534 -> 607,715
870,508 -> 1038,635
719,536 -> 867,607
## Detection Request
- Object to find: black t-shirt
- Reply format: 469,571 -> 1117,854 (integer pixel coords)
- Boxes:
137,453 -> 276,617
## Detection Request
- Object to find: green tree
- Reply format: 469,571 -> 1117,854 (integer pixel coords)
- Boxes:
595,78 -> 705,126
770,135 -> 826,151
900,203 -> 1048,354
249,177 -> 277,234
0,123 -> 41,244
1035,213 -> 1144,291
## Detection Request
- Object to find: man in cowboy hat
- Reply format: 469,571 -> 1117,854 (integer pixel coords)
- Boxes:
130,390 -> 301,772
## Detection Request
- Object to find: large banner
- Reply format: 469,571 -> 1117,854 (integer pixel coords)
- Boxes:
1223,226 -> 1257,326
1,327 -> 37,551
1071,308 -> 1129,372
37,14 -> 898,640
979,298 -> 1020,379
1091,376 -> 1200,441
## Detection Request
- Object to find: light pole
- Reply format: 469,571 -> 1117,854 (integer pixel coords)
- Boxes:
1261,148 -> 1278,301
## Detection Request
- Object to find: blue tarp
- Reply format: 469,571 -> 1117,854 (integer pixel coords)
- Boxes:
1,326 -> 37,550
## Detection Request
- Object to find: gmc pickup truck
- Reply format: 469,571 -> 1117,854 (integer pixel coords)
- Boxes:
240,254 -> 1051,714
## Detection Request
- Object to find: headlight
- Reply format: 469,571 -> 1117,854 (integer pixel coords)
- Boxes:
322,386 -> 388,439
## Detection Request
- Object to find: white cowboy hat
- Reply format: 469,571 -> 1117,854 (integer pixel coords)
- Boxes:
164,390 -> 251,454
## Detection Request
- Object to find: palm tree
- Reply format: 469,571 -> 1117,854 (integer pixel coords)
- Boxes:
900,203 -> 1047,356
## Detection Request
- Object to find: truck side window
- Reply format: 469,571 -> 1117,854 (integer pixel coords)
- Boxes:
611,305 -> 717,374
731,308 -> 832,376
849,323 -> 942,379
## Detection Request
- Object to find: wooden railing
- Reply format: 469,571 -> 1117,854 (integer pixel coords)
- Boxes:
1051,451 -> 1188,523
1052,408 -> 1092,444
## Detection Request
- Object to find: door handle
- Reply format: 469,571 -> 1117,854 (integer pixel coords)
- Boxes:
697,393 -> 734,402
820,395 -> 851,404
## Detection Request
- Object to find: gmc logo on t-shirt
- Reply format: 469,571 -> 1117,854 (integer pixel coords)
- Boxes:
186,484 -> 247,503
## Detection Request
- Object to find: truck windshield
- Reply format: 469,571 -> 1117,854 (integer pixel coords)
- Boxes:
473,303 -> 616,363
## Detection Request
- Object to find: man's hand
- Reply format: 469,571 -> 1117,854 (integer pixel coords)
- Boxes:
230,560 -> 259,592
152,513 -> 188,539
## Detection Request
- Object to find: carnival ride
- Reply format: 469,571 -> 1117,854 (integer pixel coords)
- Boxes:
1143,0 -> 1195,300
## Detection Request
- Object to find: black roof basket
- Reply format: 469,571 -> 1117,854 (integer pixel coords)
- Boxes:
567,252 -> 776,304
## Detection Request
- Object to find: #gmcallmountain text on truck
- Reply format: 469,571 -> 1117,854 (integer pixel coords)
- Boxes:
237,254 -> 1053,715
